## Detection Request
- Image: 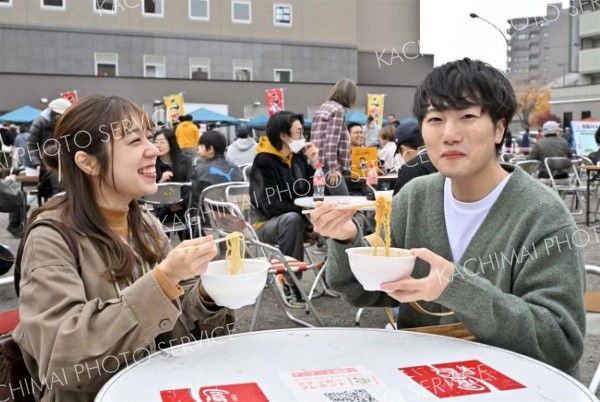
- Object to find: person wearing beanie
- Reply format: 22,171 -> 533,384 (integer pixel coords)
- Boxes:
226,126 -> 257,166
175,114 -> 200,159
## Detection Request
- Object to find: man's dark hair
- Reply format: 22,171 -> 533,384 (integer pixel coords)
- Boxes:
347,122 -> 362,132
413,58 -> 517,153
199,130 -> 227,156
266,111 -> 304,150
236,126 -> 251,139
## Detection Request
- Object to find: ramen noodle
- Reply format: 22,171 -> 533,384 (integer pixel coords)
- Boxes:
225,231 -> 245,275
373,195 -> 392,256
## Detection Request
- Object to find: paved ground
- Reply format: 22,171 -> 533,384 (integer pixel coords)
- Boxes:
1,201 -> 599,397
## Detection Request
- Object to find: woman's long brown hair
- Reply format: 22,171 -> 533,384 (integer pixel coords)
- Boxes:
30,95 -> 163,280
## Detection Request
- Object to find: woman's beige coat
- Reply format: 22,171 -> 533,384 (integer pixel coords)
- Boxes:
13,209 -> 234,401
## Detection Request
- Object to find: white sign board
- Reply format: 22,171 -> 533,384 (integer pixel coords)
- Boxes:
571,120 -> 599,156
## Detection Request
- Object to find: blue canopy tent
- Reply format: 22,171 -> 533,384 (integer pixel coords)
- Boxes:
188,107 -> 240,125
398,116 -> 418,126
248,113 -> 312,128
248,113 -> 269,128
345,110 -> 394,126
0,105 -> 42,123
345,110 -> 368,125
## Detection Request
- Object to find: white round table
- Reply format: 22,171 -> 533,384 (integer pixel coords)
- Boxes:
96,328 -> 596,401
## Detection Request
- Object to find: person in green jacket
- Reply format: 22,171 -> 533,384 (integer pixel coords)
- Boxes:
309,58 -> 585,379
528,120 -> 572,178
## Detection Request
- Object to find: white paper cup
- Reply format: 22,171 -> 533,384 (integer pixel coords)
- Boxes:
201,259 -> 270,309
345,247 -> 416,291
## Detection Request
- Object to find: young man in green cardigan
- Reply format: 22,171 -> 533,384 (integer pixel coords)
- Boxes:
310,58 -> 586,379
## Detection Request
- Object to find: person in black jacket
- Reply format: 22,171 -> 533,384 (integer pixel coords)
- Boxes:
152,128 -> 193,226
26,98 -> 71,203
393,120 -> 437,195
249,111 -> 319,306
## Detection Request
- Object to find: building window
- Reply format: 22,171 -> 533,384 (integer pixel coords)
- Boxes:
95,52 -> 118,77
142,0 -> 163,17
232,0 -> 251,24
41,0 -> 65,10
274,69 -> 292,82
189,0 -> 209,20
0,0 -> 12,6
582,111 -> 591,119
94,0 -> 115,14
233,59 -> 252,81
144,55 -> 166,78
543,32 -> 549,38
515,33 -> 528,40
190,57 -> 210,80
273,4 -> 291,26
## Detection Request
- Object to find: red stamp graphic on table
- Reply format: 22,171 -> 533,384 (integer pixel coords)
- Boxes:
399,359 -> 525,398
160,382 -> 269,402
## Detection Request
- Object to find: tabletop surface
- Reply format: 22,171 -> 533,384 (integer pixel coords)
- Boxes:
96,328 -> 596,402
579,165 -> 600,171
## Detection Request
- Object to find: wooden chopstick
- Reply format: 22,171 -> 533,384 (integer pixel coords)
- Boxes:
174,237 -> 229,251
301,202 -> 376,214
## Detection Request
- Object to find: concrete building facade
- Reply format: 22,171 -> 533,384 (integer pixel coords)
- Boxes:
507,3 -> 579,91
551,5 -> 600,129
0,0 -> 433,119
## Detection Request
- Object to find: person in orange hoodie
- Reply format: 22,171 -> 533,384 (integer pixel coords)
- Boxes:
175,114 -> 200,159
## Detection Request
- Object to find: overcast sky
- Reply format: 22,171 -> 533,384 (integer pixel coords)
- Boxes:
420,0 -> 571,70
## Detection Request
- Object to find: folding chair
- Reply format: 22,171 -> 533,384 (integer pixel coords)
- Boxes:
515,160 -> 540,177
194,181 -> 246,236
501,153 -> 517,163
242,164 -> 252,182
544,157 -> 587,215
202,197 -> 325,330
508,156 -> 527,164
140,182 -> 194,238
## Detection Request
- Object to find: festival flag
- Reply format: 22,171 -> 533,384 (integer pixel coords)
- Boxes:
367,94 -> 385,127
265,88 -> 284,116
60,91 -> 78,104
163,93 -> 185,123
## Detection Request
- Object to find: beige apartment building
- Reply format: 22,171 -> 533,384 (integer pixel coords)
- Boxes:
551,6 -> 600,127
0,0 -> 433,119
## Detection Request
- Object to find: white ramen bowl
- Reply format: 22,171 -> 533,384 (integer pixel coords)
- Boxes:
346,247 -> 416,291
201,259 -> 270,309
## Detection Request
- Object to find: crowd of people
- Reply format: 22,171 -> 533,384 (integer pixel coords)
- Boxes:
0,57 -> 593,400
